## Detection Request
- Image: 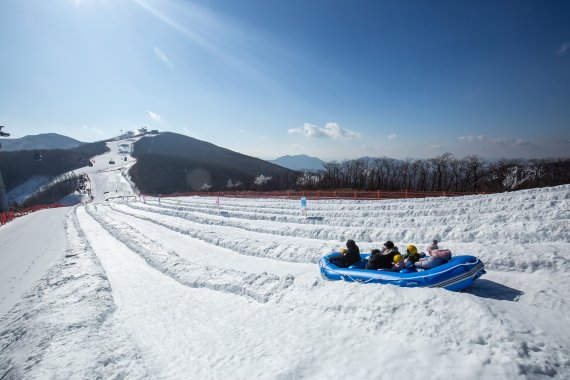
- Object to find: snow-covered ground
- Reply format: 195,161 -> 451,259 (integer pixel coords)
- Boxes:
76,138 -> 140,202
1,140 -> 569,379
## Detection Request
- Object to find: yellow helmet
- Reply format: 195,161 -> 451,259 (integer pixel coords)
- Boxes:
393,254 -> 403,263
340,247 -> 348,255
406,245 -> 417,254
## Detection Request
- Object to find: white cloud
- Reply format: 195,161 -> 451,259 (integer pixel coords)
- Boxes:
557,42 -> 570,55
147,111 -> 162,122
458,135 -> 530,146
288,122 -> 360,139
82,125 -> 105,136
154,47 -> 174,69
388,133 -> 397,140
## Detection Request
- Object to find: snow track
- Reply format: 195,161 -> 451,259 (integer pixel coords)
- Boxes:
82,205 -> 297,303
0,209 -> 148,379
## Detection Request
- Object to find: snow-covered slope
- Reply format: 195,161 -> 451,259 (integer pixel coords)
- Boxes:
0,147 -> 569,379
5,176 -> 51,204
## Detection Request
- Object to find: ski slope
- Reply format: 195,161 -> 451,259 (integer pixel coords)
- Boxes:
1,139 -> 569,379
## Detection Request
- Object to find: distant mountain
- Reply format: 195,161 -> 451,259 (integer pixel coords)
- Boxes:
0,133 -> 84,151
130,132 -> 297,194
358,156 -> 403,163
269,155 -> 325,171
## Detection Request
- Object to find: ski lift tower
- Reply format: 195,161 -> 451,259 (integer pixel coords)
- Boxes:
0,126 -> 10,212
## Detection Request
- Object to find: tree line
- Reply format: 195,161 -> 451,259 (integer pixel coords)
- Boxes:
297,154 -> 570,193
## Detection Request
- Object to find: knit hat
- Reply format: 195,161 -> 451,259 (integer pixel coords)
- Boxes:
346,239 -> 356,248
406,245 -> 418,255
384,241 -> 394,249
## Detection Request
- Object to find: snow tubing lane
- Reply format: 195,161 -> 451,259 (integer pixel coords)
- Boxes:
319,254 -> 485,291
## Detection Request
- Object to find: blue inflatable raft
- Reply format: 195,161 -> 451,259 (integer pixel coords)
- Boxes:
319,253 -> 485,291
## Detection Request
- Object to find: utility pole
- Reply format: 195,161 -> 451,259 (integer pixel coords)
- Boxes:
0,126 -> 10,212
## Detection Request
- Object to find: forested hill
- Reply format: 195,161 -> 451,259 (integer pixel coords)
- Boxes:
0,141 -> 108,190
129,132 -> 296,194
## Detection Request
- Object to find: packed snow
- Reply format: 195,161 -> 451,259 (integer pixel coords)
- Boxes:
1,138 -> 569,379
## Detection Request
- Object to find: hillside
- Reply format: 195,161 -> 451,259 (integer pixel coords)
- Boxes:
129,132 -> 297,194
269,154 -> 325,171
0,133 -> 83,151
0,141 -> 108,193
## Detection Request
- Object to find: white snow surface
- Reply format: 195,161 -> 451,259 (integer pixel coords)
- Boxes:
1,139 -> 569,379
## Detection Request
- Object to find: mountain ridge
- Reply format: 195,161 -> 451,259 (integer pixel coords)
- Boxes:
0,133 -> 84,151
269,154 -> 325,171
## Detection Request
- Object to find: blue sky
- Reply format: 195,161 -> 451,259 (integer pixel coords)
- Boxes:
0,0 -> 569,160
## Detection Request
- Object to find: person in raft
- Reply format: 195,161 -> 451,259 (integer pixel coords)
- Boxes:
426,239 -> 439,251
391,254 -> 406,272
403,244 -> 422,268
365,241 -> 399,270
330,239 -> 361,268
414,239 -> 452,269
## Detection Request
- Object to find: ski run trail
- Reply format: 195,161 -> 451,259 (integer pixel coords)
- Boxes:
1,140 -> 569,379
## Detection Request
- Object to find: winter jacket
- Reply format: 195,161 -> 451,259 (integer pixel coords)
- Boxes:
391,261 -> 406,272
414,256 -> 448,269
366,247 -> 399,270
330,239 -> 361,268
429,249 -> 452,260
403,251 -> 422,263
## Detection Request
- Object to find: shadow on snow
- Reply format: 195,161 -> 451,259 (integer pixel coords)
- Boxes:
463,279 -> 523,301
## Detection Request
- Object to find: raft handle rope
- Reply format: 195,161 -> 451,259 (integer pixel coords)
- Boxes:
322,261 -> 379,284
